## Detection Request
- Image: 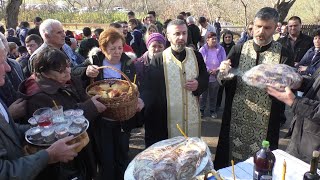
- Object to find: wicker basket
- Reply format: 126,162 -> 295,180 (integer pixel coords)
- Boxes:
86,66 -> 139,121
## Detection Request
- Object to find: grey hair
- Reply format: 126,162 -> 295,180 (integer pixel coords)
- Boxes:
186,16 -> 195,24
254,7 -> 279,23
0,33 -> 9,53
167,19 -> 187,30
0,38 -> 4,50
39,19 -> 62,39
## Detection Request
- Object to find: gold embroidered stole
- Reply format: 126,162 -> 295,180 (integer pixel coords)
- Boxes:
163,47 -> 201,138
229,40 -> 282,162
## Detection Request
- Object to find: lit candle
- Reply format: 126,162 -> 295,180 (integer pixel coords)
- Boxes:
282,159 -> 286,180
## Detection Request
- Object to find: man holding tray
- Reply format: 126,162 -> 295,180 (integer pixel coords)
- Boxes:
140,19 -> 209,147
214,7 -> 294,169
0,36 -> 80,179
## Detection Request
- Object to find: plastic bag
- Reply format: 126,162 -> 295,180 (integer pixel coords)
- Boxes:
242,64 -> 302,90
124,136 -> 213,180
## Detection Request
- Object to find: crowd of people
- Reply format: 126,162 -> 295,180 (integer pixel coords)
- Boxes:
0,6 -> 319,180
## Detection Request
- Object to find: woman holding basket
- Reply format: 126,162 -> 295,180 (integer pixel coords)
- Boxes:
72,27 -> 144,180
19,47 -> 107,180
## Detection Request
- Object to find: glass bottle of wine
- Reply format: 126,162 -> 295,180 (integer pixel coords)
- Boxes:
303,151 -> 320,180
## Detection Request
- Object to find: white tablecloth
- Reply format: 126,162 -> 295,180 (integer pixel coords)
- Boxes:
218,149 -> 320,180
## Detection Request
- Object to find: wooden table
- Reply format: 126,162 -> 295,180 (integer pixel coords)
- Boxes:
218,149 -> 320,180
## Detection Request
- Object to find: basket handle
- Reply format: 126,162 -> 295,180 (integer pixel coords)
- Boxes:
91,65 -> 134,89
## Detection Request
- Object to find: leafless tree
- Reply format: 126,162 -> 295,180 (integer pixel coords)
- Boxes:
94,0 -> 104,10
143,0 -> 149,13
0,0 -> 5,20
239,0 -> 248,26
5,0 -> 22,28
63,0 -> 83,9
273,0 -> 296,22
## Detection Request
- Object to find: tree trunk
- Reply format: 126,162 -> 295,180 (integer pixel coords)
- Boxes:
144,0 -> 149,13
5,0 -> 22,29
240,0 -> 248,27
274,0 -> 296,22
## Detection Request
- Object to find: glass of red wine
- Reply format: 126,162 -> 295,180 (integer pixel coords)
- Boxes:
33,107 -> 53,128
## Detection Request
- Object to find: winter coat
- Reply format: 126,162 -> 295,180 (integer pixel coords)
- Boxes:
72,48 -> 142,131
77,38 -> 99,59
277,32 -> 313,63
0,101 -> 48,180
188,24 -> 201,48
286,71 -> 320,163
7,58 -> 25,91
131,28 -> 147,57
18,74 -> 99,180
134,51 -> 150,90
296,47 -> 320,76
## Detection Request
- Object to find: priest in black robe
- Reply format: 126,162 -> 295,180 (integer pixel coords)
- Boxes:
140,19 -> 209,147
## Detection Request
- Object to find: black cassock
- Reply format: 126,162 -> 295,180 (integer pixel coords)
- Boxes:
214,41 -> 293,170
140,48 -> 209,147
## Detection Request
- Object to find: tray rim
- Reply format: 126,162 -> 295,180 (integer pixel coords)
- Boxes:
25,118 -> 89,147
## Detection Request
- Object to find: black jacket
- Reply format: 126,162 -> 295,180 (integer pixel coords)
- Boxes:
287,71 -> 320,163
77,38 -> 99,59
7,36 -> 21,46
277,32 -> 313,63
188,24 -> 201,48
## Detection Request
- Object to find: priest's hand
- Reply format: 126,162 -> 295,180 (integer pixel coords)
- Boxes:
266,86 -> 295,106
185,79 -> 198,91
86,65 -> 99,78
209,68 -> 219,75
219,59 -> 231,74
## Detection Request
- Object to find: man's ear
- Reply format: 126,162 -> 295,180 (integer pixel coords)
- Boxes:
44,33 -> 50,39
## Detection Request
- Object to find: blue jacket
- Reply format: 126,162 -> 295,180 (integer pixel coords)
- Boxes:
297,47 -> 320,76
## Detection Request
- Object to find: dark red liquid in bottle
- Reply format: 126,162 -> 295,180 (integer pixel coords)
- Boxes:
253,140 -> 275,180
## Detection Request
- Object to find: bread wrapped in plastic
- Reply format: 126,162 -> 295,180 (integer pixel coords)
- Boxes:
125,136 -> 213,180
242,64 -> 302,90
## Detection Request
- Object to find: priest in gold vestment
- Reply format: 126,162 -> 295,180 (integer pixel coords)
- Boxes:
140,19 -> 209,147
214,7 -> 294,169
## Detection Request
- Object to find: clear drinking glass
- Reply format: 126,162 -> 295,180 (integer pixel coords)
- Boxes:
51,105 -> 65,123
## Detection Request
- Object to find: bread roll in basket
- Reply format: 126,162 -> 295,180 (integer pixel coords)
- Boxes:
86,66 -> 139,121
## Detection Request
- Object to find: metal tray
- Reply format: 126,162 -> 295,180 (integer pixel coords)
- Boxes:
25,118 -> 89,147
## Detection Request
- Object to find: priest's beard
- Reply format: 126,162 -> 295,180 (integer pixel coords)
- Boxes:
253,36 -> 273,46
171,44 -> 186,52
